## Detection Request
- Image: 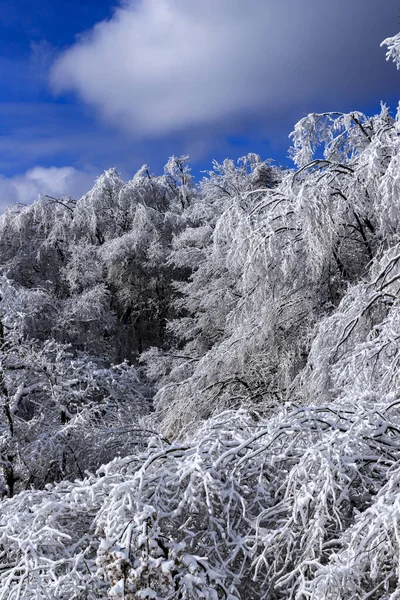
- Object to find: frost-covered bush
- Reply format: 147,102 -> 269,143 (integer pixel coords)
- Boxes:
2,402 -> 400,599
0,277 -> 151,495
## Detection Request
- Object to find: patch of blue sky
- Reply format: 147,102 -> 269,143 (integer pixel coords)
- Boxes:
0,0 -> 399,207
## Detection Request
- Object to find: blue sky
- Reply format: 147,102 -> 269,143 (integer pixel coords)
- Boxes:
0,0 -> 400,208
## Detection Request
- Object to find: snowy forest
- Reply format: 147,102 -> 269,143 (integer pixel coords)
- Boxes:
3,31 -> 400,600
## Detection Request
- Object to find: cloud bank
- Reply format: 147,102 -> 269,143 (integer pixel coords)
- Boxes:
51,0 -> 400,138
0,166 -> 98,212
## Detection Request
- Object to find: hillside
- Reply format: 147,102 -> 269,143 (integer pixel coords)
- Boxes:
1,31 -> 400,600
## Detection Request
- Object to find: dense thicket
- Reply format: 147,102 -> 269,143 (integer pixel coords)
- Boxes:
1,32 -> 400,600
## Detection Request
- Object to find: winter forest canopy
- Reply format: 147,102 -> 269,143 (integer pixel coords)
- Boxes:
3,31 -> 400,600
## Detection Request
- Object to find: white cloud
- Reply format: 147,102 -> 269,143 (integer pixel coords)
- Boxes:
50,0 -> 399,138
0,166 -> 98,212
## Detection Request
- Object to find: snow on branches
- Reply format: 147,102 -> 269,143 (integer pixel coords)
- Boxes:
2,402 -> 400,599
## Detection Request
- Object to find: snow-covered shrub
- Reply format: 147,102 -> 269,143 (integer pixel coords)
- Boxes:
2,401 -> 400,599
